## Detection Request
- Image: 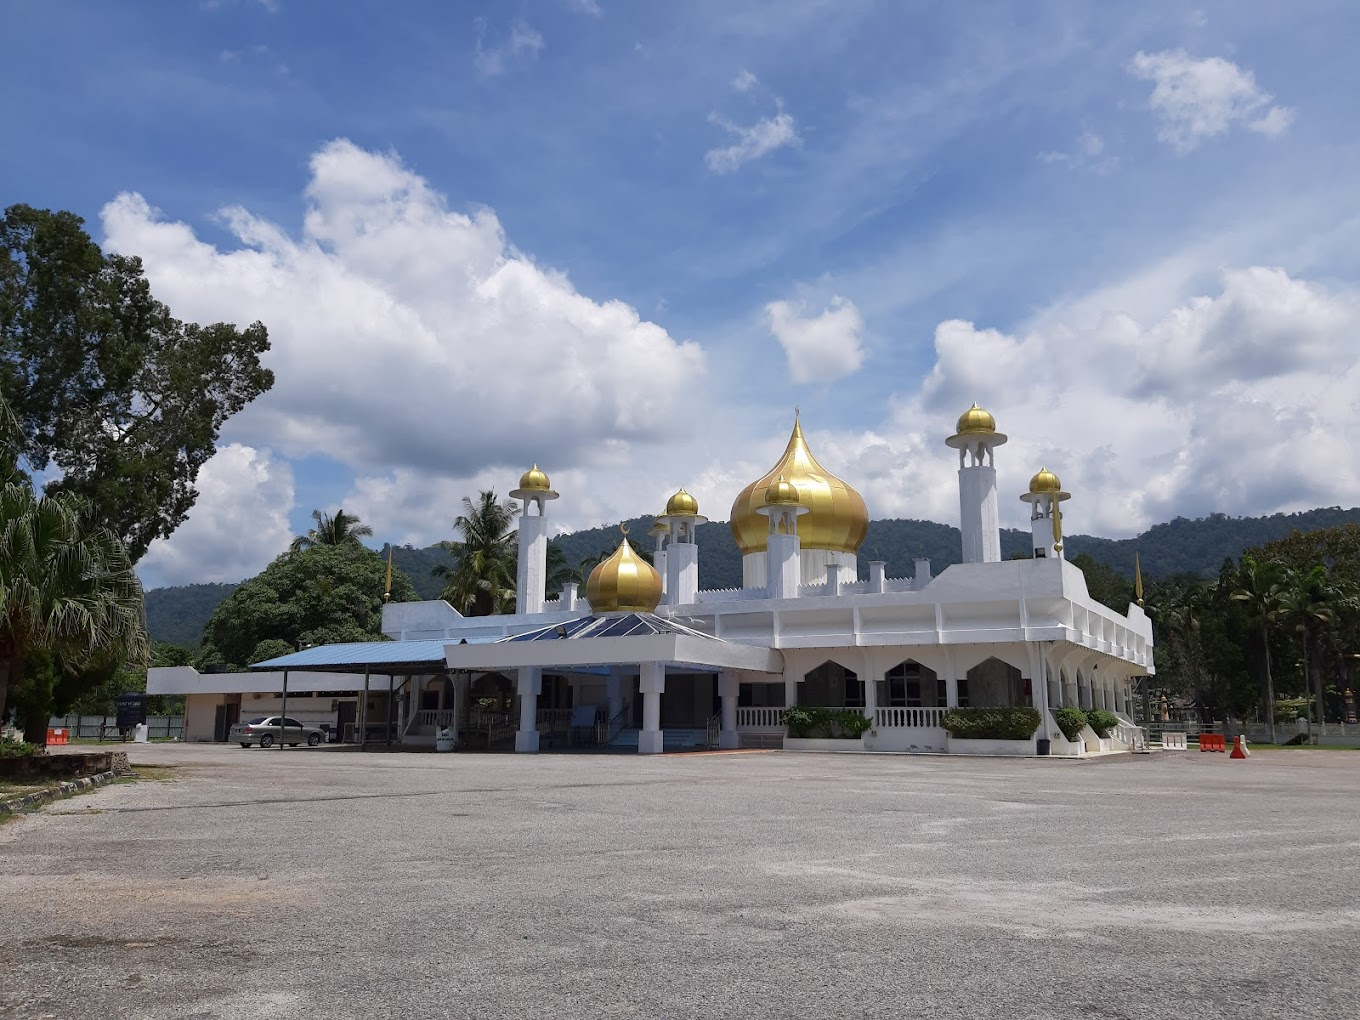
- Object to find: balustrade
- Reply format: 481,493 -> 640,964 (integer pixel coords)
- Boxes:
872,706 -> 947,729
735,706 -> 787,729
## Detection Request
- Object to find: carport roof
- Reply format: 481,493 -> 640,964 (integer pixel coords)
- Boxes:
250,638 -> 495,673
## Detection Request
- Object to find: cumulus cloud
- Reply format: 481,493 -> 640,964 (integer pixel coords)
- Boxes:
765,297 -> 866,384
827,266 -> 1360,539
106,139 -> 705,583
1129,50 -> 1294,151
139,444 -> 294,586
731,69 -> 758,92
705,103 -> 800,173
474,19 -> 545,77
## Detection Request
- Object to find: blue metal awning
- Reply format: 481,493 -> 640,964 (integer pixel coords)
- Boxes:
250,638 -> 496,673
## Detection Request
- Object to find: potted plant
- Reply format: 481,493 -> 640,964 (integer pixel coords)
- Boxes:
783,707 -> 872,751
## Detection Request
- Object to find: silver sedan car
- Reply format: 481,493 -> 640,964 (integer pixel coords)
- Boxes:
229,716 -> 325,748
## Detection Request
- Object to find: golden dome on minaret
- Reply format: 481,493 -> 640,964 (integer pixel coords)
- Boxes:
665,488 -> 700,517
518,465 -> 551,490
585,526 -> 663,613
729,416 -> 869,556
954,403 -> 996,436
764,475 -> 801,506
1028,467 -> 1063,494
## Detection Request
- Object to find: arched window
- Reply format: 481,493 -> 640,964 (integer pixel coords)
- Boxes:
964,657 -> 1026,708
801,661 -> 863,708
879,660 -> 942,708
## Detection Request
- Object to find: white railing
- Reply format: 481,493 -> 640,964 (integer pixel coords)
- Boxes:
1116,723 -> 1150,751
414,709 -> 457,730
873,706 -> 947,729
736,706 -> 787,729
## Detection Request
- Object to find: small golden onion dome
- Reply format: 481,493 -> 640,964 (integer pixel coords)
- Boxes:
1028,467 -> 1062,494
517,464 -> 551,491
955,403 -> 996,435
665,488 -> 700,517
764,475 -> 801,506
729,417 -> 869,556
648,515 -> 670,538
585,527 -> 663,613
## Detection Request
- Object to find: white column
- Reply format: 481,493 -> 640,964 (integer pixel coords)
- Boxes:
718,671 -> 739,750
863,660 -> 878,722
1029,647 -> 1051,738
514,666 -> 542,753
516,514 -> 549,615
868,561 -> 885,594
958,465 -> 1001,564
638,661 -> 665,754
667,543 -> 698,606
766,532 -> 802,599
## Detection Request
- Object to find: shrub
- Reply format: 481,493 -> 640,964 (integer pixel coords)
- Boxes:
1086,710 -> 1120,737
941,707 -> 1042,741
0,735 -> 40,759
784,707 -> 872,739
1054,708 -> 1088,741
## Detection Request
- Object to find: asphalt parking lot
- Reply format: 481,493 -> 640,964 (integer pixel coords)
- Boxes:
2,745 -> 1358,1020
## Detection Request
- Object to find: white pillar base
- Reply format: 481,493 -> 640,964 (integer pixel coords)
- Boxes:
719,730 -> 739,750
637,730 -> 664,754
514,730 -> 540,754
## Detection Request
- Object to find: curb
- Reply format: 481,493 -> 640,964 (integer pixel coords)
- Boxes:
0,770 -> 120,816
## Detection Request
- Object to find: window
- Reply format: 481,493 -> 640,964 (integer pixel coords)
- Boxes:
956,678 -> 970,707
801,661 -> 863,708
879,661 -> 940,707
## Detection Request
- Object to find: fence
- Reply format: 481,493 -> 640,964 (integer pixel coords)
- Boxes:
47,715 -> 184,741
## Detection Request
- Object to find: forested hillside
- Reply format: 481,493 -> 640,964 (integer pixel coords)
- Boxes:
143,506 -> 1360,647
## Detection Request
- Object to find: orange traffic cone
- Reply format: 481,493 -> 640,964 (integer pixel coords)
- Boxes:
1230,735 -> 1249,759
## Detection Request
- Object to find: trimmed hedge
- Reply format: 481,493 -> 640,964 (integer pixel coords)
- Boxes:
1086,710 -> 1120,738
784,707 -> 872,739
940,707 -> 1042,740
1054,708 -> 1087,742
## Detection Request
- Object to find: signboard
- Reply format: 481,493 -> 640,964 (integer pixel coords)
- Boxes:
115,692 -> 148,731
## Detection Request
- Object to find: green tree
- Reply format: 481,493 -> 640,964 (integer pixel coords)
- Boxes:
1231,555 -> 1287,743
290,508 -> 374,555
200,544 -> 418,668
0,481 -> 149,739
1070,553 -> 1134,612
0,203 -> 274,561
434,492 -> 519,617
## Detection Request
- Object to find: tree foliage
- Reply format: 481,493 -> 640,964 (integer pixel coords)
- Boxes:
200,544 -> 417,668
290,508 -> 373,555
0,204 -> 274,561
434,491 -> 519,617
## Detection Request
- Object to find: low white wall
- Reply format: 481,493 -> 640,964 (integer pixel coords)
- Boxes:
864,728 -> 947,754
947,736 -> 1037,756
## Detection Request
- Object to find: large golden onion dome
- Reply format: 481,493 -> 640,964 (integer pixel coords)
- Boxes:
517,464 -> 552,491
1028,467 -> 1062,494
665,488 -> 700,517
585,527 -> 663,613
729,418 -> 869,556
954,403 -> 996,436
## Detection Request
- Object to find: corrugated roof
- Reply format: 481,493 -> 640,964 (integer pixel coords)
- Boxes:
503,613 -> 718,643
249,638 -> 494,672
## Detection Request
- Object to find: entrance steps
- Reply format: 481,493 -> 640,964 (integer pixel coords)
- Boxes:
609,728 -> 710,751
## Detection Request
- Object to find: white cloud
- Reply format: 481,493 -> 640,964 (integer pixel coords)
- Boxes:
1038,131 -> 1116,172
105,139 -> 706,581
139,444 -> 294,587
474,19 -> 545,77
564,0 -> 602,15
1129,50 -> 1294,152
731,69 -> 758,92
765,296 -> 866,384
705,103 -> 800,173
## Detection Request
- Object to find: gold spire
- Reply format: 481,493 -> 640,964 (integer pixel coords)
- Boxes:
383,546 -> 393,604
729,417 -> 869,556
1135,551 -> 1144,607
585,526 -> 663,613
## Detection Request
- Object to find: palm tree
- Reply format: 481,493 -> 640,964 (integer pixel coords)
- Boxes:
0,482 -> 149,736
434,491 -> 519,617
1231,555 -> 1286,743
545,544 -> 583,596
290,508 -> 373,555
1279,566 -> 1360,735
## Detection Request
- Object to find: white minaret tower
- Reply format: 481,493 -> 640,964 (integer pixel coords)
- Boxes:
510,465 -> 558,615
658,488 -> 706,606
945,403 -> 1007,564
649,516 -> 670,599
1019,467 -> 1070,560
757,476 -> 808,599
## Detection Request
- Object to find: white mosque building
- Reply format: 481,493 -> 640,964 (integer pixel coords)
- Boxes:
150,407 -> 1154,756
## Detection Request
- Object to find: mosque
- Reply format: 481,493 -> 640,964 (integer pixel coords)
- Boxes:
149,406 -> 1154,756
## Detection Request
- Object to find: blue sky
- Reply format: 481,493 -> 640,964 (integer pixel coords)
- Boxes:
5,0 -> 1359,587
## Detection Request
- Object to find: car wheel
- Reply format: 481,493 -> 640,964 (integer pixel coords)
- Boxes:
239,742 -> 250,749
307,733 -> 321,747
259,734 -> 275,748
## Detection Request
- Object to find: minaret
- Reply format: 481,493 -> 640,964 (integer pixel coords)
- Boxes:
658,488 -> 706,606
945,403 -> 1007,564
757,476 -> 808,599
649,516 -> 670,600
509,465 -> 558,614
1019,468 -> 1070,560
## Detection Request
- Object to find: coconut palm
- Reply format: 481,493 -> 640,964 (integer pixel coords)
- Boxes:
1231,555 -> 1287,743
290,508 -> 373,555
0,482 -> 149,735
434,491 -> 519,617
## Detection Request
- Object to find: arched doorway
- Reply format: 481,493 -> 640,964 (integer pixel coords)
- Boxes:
800,661 -> 864,708
964,657 -> 1028,708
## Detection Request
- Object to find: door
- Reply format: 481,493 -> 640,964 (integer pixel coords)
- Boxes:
336,701 -> 357,742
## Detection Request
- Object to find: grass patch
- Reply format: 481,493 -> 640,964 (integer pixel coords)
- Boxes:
116,764 -> 181,783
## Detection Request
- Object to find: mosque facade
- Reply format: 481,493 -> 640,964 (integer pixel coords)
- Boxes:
150,406 -> 1154,756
